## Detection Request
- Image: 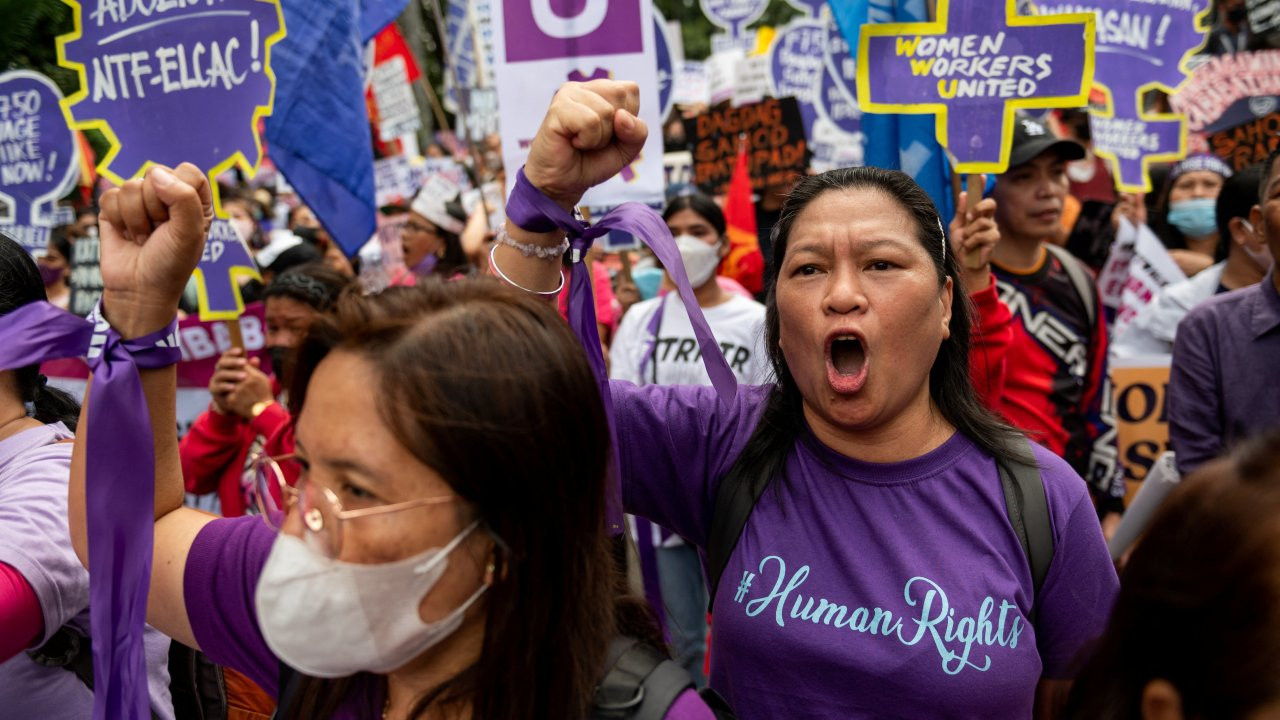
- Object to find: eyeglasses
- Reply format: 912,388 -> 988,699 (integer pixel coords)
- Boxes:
247,452 -> 459,558
401,220 -> 440,236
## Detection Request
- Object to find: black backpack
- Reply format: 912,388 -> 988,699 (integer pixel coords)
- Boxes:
705,434 -> 1055,622
273,636 -> 733,720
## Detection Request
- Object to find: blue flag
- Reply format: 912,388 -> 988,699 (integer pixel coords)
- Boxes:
265,0 -> 409,257
828,0 -> 955,223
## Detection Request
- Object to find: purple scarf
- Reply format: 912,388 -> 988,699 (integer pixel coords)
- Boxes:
506,167 -> 738,534
0,301 -> 180,720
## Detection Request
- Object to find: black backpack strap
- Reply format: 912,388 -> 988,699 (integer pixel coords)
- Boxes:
27,625 -> 164,720
591,636 -> 694,720
1044,243 -> 1097,329
996,436 -> 1055,624
705,460 -> 773,613
272,662 -> 300,720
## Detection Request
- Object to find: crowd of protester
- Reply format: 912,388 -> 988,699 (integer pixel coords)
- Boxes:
2,7 -> 1280,712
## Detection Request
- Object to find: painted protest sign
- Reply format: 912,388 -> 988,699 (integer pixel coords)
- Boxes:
701,0 -> 768,38
1034,0 -> 1211,193
1169,50 -> 1280,132
491,0 -> 664,206
194,218 -> 260,321
1111,356 -> 1172,488
1209,110 -> 1280,172
68,231 -> 104,317
857,0 -> 1094,173
372,55 -> 421,142
56,0 -> 285,187
0,71 -> 80,253
685,96 -> 807,195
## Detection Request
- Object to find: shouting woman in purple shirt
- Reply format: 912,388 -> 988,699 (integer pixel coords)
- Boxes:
495,80 -> 1120,719
66,165 -> 713,719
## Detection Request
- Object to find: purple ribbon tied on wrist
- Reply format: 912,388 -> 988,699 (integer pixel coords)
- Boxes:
0,300 -> 180,720
508,168 -> 738,531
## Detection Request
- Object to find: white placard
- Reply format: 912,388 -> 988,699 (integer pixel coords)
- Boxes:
732,55 -> 771,107
372,56 -> 421,142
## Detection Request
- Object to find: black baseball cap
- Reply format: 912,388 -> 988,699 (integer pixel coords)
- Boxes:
1008,115 -> 1085,170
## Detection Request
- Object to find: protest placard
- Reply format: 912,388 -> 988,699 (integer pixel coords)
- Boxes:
1209,110 -> 1280,172
68,231 -> 103,317
708,51 -> 743,106
654,10 -> 676,121
194,218 -> 261,321
372,55 -> 421,142
664,150 -> 694,187
1169,50 -> 1280,131
1114,218 -> 1187,337
1034,0 -> 1211,193
0,70 -> 80,253
769,18 -> 827,138
491,0 -> 664,206
733,56 -> 772,107
685,96 -> 807,195
673,61 -> 710,107
1111,355 -> 1172,490
701,0 -> 768,38
856,0 -> 1094,173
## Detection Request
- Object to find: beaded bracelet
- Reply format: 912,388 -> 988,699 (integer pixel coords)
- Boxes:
494,224 -> 570,260
489,243 -> 566,296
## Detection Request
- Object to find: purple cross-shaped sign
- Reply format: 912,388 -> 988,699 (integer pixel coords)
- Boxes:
856,0 -> 1095,173
1034,1 -> 1210,192
194,219 -> 260,321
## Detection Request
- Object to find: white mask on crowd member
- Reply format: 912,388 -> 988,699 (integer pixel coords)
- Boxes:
255,521 -> 485,677
673,234 -> 722,287
1239,220 -> 1274,271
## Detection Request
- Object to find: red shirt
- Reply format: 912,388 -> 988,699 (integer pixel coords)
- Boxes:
179,391 -> 297,517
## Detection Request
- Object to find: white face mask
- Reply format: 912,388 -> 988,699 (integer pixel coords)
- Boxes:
672,234 -> 722,287
1239,220 -> 1274,272
255,521 -> 485,677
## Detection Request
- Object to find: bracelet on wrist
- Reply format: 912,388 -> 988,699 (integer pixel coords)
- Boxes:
495,225 -> 569,260
489,244 -> 566,296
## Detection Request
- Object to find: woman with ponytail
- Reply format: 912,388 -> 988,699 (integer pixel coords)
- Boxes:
0,234 -> 176,716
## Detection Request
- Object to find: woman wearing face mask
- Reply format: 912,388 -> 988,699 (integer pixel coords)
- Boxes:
179,263 -> 348,517
36,228 -> 73,310
608,193 -> 770,688
65,167 -> 714,719
225,194 -> 267,251
1153,154 -> 1233,278
494,80 -> 1118,719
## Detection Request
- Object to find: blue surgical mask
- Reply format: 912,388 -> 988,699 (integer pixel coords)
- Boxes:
1166,198 -> 1218,238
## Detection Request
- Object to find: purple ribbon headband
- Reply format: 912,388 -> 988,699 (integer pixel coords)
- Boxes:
506,168 -> 739,531
0,301 -> 180,720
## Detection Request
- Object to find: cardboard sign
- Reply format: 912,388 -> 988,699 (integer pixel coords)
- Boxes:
56,0 -> 285,186
68,232 -> 103,317
1169,50 -> 1280,132
685,96 -> 807,195
1209,110 -> 1280,172
856,0 -> 1094,173
372,55 -> 421,142
0,70 -> 80,253
1034,0 -> 1211,193
1111,356 -> 1172,489
491,0 -> 664,207
194,218 -> 260,321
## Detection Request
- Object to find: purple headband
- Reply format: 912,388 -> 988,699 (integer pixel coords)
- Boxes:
506,167 -> 738,531
1168,153 -> 1233,183
0,301 -> 180,720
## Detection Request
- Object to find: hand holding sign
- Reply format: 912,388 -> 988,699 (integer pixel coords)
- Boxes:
524,81 -> 648,210
99,163 -> 212,338
947,180 -> 1000,293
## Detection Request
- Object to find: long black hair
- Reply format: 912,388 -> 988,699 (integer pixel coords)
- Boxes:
721,167 -> 1027,494
0,234 -> 81,427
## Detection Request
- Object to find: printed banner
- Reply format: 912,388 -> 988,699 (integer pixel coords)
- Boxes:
856,0 -> 1094,173
0,70 -> 80,253
1114,217 -> 1187,337
372,55 -> 421,142
1208,110 -> 1280,172
1169,50 -> 1280,132
491,0 -> 664,206
1034,0 -> 1210,193
1111,356 -> 1172,496
685,96 -> 807,195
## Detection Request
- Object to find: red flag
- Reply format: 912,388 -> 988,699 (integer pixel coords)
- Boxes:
720,137 -> 765,294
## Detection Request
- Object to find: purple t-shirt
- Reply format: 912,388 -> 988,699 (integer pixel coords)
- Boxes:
617,383 -> 1119,719
0,422 -> 174,719
185,514 -> 714,719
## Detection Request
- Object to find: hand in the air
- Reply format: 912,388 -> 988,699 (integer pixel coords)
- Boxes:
948,183 -> 1000,293
524,80 -> 647,210
98,163 -> 213,337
